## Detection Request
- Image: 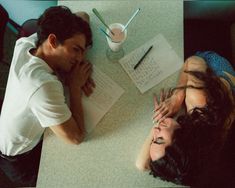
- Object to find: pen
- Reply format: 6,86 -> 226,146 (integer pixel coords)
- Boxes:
134,45 -> 153,70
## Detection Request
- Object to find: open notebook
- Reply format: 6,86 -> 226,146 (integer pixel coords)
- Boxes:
81,66 -> 124,133
65,65 -> 124,133
119,34 -> 183,93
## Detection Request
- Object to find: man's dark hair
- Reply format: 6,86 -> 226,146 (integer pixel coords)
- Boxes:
36,6 -> 92,48
149,68 -> 234,186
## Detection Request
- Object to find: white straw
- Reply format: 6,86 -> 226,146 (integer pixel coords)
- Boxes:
122,8 -> 140,32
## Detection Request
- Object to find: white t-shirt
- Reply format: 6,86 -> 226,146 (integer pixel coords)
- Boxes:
0,34 -> 71,156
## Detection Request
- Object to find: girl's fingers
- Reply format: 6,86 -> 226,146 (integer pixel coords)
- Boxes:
157,116 -> 166,124
158,111 -> 173,123
160,89 -> 165,103
153,106 -> 164,119
153,102 -> 163,113
153,108 -> 169,120
153,93 -> 159,108
166,88 -> 170,98
167,88 -> 173,98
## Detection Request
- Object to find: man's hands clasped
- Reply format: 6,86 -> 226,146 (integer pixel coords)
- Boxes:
68,60 -> 95,96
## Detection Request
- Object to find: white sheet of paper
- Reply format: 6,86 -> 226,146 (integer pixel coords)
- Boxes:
119,34 -> 183,93
82,66 -> 124,133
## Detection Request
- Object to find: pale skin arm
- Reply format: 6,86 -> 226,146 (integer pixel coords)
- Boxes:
136,94 -> 160,171
154,56 -> 207,122
135,131 -> 152,171
153,62 -> 188,122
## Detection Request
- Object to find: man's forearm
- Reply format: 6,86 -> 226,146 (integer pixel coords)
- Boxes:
69,87 -> 86,134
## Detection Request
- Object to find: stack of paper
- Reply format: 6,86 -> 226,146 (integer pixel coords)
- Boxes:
119,34 -> 183,93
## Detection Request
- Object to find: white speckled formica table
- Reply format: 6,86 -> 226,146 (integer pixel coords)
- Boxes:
36,1 -> 183,188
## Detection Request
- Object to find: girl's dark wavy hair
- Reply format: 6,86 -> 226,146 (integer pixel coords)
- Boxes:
149,68 -> 234,186
36,6 -> 92,48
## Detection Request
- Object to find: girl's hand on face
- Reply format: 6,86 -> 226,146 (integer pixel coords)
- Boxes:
153,88 -> 176,124
152,93 -> 160,128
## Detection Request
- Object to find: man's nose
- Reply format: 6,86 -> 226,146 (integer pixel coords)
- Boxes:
73,59 -> 80,65
76,53 -> 85,63
81,51 -> 86,60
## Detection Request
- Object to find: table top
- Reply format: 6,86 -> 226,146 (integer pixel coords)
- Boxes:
36,1 -> 183,187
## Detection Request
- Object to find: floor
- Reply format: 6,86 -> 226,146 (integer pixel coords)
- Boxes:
0,25 -> 39,188
0,25 -> 15,99
0,26 -> 18,188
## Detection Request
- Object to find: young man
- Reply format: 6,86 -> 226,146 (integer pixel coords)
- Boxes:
0,6 -> 95,186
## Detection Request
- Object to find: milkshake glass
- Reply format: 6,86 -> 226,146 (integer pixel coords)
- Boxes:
106,23 -> 127,61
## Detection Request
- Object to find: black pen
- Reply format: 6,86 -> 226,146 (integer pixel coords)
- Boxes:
134,45 -> 153,70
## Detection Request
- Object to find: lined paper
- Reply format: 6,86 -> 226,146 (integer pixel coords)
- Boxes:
82,66 -> 124,133
119,34 -> 183,93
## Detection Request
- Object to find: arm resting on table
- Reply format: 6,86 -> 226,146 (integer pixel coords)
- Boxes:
50,117 -> 85,145
50,88 -> 85,145
136,131 -> 152,171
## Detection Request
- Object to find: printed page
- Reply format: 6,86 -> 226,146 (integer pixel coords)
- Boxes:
82,66 -> 124,133
119,34 -> 183,93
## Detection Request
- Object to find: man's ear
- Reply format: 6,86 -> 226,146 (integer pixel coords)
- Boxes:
48,34 -> 58,49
